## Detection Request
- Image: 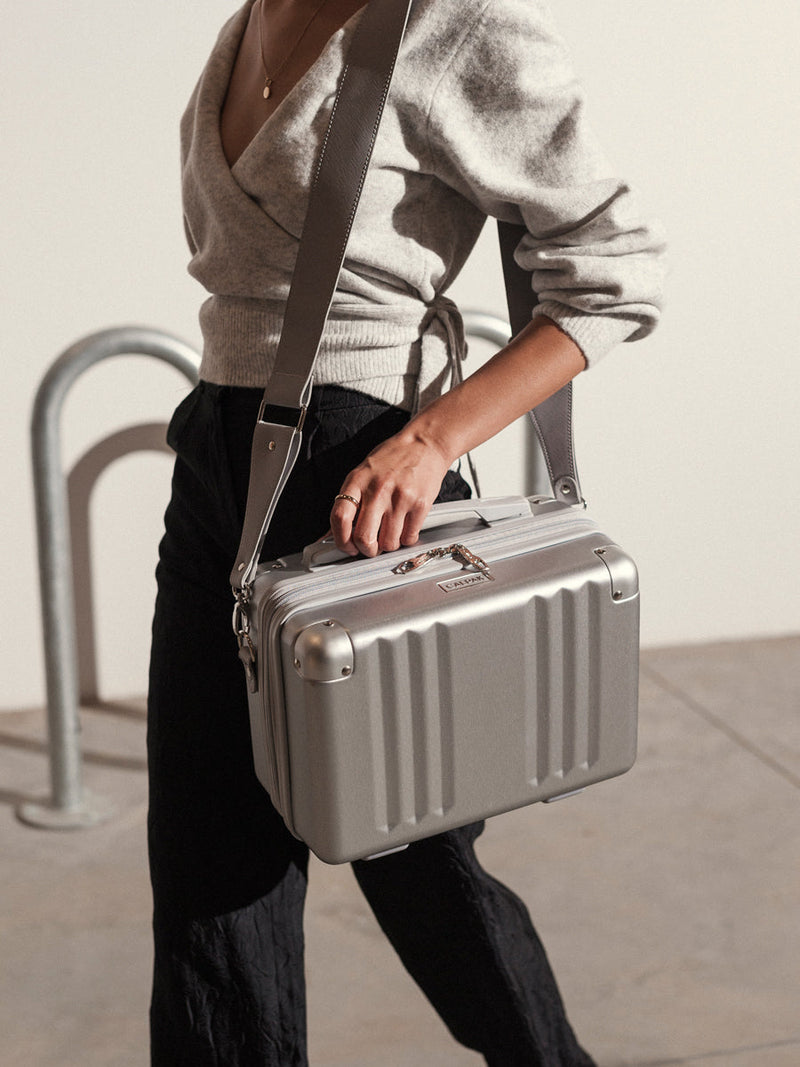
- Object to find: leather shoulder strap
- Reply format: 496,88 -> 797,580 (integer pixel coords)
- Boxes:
497,221 -> 583,505
231,0 -> 413,594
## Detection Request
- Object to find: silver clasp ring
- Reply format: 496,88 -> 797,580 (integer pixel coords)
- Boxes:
231,594 -> 251,641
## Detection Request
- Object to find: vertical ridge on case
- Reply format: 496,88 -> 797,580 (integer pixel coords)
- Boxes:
377,637 -> 403,831
534,594 -> 551,787
529,581 -> 600,788
548,592 -> 565,782
391,634 -> 417,826
522,592 -> 539,787
434,622 -> 455,815
408,628 -> 430,821
561,589 -> 577,777
567,582 -> 595,775
588,582 -> 604,767
364,651 -> 390,834
373,626 -> 455,832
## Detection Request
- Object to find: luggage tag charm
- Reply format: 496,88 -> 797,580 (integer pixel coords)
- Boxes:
237,638 -> 258,694
232,597 -> 259,693
392,542 -> 494,579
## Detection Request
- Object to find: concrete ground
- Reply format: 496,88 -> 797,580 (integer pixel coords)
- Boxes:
1,636 -> 798,1067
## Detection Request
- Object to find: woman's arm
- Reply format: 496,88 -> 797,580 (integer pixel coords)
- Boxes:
331,0 -> 665,557
330,315 -> 585,557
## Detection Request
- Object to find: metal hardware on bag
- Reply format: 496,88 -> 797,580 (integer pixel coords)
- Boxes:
594,546 -> 639,603
257,401 -> 308,432
292,620 -> 355,683
231,594 -> 249,636
238,635 -> 258,693
232,595 -> 258,693
257,403 -> 308,454
392,542 -> 494,578
555,476 -> 584,505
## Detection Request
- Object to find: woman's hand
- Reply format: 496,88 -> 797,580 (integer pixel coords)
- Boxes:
330,424 -> 451,557
329,314 -> 587,558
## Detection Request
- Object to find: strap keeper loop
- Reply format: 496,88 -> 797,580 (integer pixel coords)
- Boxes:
257,401 -> 308,432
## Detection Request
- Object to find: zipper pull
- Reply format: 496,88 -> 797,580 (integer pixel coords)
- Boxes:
392,549 -> 436,574
451,544 -> 492,576
393,543 -> 493,578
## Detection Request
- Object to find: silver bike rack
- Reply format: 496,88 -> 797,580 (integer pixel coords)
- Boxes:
17,327 -> 199,829
18,313 -> 535,830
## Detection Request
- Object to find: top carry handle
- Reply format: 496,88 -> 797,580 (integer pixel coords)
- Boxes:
230,0 -> 583,602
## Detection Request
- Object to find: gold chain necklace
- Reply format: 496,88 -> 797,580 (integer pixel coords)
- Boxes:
257,0 -> 332,100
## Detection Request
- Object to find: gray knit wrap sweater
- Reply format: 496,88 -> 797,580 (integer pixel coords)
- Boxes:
181,0 -> 666,411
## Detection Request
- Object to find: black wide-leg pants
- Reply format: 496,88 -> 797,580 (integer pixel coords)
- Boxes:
147,381 -> 595,1067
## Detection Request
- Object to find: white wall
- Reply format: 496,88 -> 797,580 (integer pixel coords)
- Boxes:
3,1 -> 799,710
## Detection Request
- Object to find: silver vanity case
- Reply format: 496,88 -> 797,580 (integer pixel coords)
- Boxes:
244,496 -> 639,864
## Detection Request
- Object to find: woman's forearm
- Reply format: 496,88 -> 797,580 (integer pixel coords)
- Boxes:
403,315 -> 586,466
330,314 -> 587,556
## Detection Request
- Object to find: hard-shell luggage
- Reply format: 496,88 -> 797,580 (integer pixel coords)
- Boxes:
243,496 -> 638,863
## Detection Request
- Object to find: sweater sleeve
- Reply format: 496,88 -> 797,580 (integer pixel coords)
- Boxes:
425,0 -> 666,366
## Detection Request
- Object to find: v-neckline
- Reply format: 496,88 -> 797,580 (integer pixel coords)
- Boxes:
218,1 -> 366,174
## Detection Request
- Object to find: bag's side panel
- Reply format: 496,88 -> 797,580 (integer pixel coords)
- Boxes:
245,609 -> 276,798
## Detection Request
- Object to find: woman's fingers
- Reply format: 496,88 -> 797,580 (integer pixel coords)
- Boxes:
330,490 -> 362,555
330,483 -> 428,557
349,486 -> 390,557
331,486 -> 434,557
375,486 -> 424,553
329,428 -> 451,557
399,498 -> 429,547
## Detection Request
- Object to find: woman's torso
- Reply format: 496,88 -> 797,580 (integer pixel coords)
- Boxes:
181,0 -> 663,407
182,0 -> 491,409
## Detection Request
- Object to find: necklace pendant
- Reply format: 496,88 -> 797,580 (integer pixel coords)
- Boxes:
263,81 -> 272,100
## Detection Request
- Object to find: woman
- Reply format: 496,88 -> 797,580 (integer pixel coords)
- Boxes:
147,1 -> 665,1064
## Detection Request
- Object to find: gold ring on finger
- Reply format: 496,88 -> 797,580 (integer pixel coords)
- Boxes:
334,493 -> 361,509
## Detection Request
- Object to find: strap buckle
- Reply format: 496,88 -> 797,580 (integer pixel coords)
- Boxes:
256,401 -> 308,432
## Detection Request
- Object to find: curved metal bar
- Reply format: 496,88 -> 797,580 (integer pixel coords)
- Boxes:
461,309 -> 545,496
461,310 -> 511,352
69,423 -> 180,705
18,327 -> 199,829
